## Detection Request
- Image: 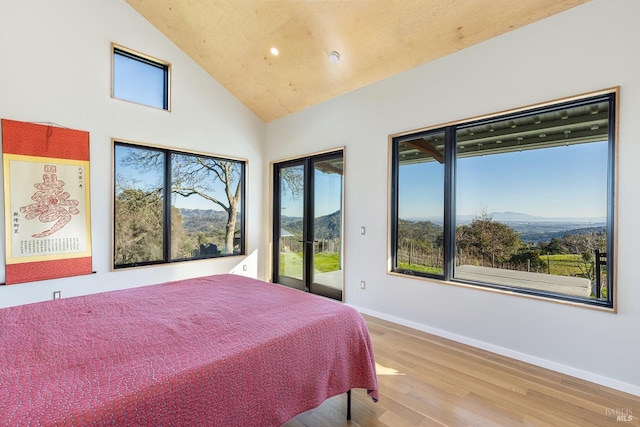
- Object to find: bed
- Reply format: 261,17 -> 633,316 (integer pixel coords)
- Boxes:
0,274 -> 378,426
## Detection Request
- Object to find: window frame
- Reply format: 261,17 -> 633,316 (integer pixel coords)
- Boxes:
111,43 -> 171,111
112,140 -> 246,270
389,88 -> 618,310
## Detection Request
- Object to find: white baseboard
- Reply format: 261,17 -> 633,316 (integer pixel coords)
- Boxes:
350,305 -> 640,397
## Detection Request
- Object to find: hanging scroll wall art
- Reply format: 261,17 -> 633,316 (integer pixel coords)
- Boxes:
2,119 -> 92,284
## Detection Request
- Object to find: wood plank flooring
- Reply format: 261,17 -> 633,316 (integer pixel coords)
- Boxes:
284,315 -> 639,427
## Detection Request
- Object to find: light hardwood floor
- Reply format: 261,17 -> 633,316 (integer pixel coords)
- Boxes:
284,315 -> 639,427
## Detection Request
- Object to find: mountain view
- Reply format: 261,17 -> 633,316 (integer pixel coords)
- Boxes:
179,208 -> 235,233
396,210 -> 608,299
280,210 -> 341,239
178,208 -> 604,245
408,211 -> 606,244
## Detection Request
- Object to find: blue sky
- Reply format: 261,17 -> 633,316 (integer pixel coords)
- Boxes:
113,52 -> 166,109
313,169 -> 342,217
280,168 -> 342,218
115,145 -> 233,211
399,141 -> 608,220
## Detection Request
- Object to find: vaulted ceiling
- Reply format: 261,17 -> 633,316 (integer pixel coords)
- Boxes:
125,0 -> 589,122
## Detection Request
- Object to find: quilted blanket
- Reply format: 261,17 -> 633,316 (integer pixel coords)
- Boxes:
0,274 -> 378,426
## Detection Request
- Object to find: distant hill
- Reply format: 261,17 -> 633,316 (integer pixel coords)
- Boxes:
400,214 -> 605,244
517,224 -> 606,243
486,212 -> 606,243
179,208 -> 605,244
178,208 -> 234,233
490,211 -> 606,223
280,210 -> 341,240
490,211 -> 544,221
397,219 -> 443,243
422,211 -> 605,224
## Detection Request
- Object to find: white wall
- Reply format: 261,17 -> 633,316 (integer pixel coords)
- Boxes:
265,0 -> 640,396
0,0 -> 266,307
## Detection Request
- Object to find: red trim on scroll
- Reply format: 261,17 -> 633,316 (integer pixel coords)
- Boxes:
2,119 -> 92,285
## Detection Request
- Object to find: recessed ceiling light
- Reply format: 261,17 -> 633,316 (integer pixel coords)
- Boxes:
328,51 -> 340,64
270,47 -> 279,56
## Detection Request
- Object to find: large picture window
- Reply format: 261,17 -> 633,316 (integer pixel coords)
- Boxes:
113,142 -> 245,269
391,89 -> 617,308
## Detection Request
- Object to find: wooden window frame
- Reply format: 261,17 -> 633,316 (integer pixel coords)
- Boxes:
389,88 -> 618,310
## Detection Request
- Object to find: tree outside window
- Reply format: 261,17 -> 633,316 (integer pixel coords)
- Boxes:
114,142 -> 245,268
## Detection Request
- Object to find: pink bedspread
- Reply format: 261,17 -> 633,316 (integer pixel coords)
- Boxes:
0,274 -> 378,426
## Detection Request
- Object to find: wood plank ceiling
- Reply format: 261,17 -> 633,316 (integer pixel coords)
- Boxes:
125,0 -> 589,122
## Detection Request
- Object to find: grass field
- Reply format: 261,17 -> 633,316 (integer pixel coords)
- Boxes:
543,254 -> 594,277
280,252 -> 340,277
397,262 -> 443,275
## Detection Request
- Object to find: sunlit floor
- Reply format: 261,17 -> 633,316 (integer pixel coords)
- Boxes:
284,315 -> 639,426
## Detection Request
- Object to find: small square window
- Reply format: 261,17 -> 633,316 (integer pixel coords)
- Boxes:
112,44 -> 170,110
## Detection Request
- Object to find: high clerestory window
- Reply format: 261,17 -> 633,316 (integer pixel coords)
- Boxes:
390,88 -> 617,309
112,44 -> 170,110
113,142 -> 245,269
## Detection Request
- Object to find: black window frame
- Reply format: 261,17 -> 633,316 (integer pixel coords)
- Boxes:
113,141 -> 246,269
390,89 -> 617,309
112,44 -> 170,110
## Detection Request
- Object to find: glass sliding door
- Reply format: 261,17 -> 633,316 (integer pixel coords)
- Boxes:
310,156 -> 343,298
276,162 -> 305,288
273,151 -> 343,300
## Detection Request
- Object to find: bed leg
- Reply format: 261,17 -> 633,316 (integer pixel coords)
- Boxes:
346,389 -> 352,420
